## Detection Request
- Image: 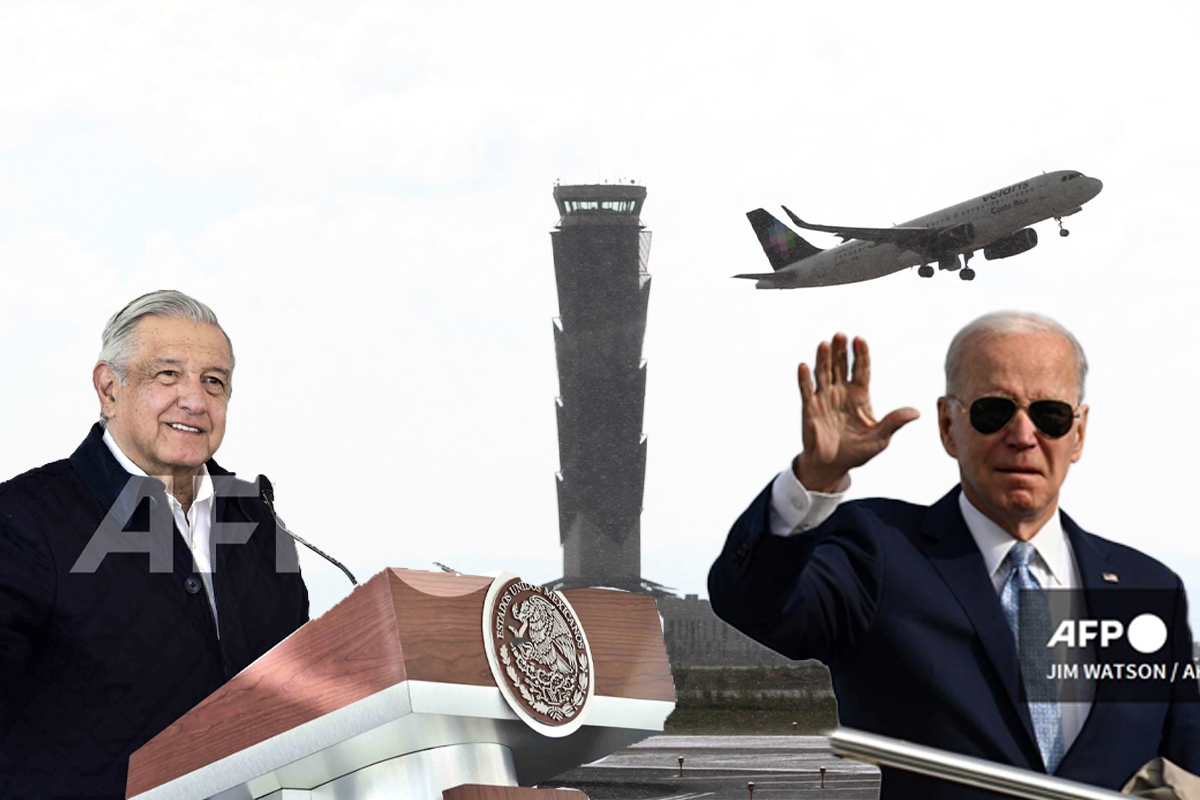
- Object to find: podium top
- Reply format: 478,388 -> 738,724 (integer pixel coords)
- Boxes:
127,569 -> 674,798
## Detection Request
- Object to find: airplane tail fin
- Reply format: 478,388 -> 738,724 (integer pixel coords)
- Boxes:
746,209 -> 823,271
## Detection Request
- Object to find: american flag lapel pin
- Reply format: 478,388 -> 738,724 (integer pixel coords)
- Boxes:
1102,572 -> 1119,583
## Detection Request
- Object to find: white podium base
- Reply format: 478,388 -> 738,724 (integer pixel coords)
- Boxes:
134,681 -> 670,800
258,743 -> 517,800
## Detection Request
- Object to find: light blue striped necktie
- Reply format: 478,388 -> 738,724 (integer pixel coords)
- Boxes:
999,541 -> 1065,773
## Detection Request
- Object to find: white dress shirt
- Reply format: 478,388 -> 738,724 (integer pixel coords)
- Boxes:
767,461 -> 1091,752
102,428 -> 220,633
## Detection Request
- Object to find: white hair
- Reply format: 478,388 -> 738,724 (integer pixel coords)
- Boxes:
97,290 -> 234,426
944,311 -> 1088,401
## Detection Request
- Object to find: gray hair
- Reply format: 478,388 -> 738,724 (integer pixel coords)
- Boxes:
98,290 -> 234,426
944,311 -> 1088,402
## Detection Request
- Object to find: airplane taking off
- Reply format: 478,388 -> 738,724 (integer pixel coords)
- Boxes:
736,170 -> 1103,288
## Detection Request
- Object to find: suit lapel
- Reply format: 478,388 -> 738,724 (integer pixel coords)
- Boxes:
210,463 -> 256,675
1061,510 -> 1112,600
919,487 -> 1042,763
1053,513 -> 1114,773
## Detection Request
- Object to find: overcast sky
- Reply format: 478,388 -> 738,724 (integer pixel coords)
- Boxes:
2,1 -> 1198,628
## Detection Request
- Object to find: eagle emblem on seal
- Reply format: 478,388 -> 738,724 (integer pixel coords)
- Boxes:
482,573 -> 594,736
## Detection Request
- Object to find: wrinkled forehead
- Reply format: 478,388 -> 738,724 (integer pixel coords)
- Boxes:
956,331 -> 1080,402
131,316 -> 233,368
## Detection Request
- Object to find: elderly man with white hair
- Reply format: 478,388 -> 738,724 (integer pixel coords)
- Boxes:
709,311 -> 1200,799
0,290 -> 309,800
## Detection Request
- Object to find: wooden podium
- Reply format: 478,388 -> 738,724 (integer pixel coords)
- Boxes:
125,569 -> 675,800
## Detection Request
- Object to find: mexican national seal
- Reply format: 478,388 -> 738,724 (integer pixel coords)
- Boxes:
482,573 -> 595,737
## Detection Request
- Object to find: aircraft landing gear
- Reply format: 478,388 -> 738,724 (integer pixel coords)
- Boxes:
960,268 -> 976,281
1055,216 -> 1070,237
918,265 -> 934,278
938,254 -> 960,272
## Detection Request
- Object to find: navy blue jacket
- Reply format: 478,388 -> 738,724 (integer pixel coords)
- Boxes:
709,483 -> 1200,799
0,425 -> 309,799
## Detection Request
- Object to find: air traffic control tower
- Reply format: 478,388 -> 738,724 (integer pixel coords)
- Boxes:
546,183 -> 667,595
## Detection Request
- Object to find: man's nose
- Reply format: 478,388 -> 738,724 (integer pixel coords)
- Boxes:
1003,408 -> 1039,446
175,377 -> 208,412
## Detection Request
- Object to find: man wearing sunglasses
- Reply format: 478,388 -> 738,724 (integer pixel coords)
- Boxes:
708,311 -> 1199,799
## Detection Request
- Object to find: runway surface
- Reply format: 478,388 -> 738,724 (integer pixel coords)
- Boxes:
546,735 -> 881,800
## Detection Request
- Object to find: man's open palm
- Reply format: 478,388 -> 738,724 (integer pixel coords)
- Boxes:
796,334 -> 920,491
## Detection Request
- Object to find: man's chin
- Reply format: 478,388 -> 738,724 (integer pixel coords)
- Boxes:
996,490 -> 1048,516
159,451 -> 214,472
991,473 -> 1047,501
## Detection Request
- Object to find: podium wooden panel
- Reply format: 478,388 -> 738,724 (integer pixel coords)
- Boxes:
127,569 -> 674,800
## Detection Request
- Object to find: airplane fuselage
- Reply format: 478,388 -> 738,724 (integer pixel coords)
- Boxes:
756,170 -> 1102,288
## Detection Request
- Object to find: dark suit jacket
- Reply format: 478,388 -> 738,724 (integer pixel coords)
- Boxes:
0,425 -> 309,799
709,483 -> 1200,799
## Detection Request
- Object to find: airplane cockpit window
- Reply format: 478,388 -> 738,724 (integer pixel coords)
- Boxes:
1061,172 -> 1084,182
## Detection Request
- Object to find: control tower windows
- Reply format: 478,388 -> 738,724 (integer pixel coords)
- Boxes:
563,199 -> 638,214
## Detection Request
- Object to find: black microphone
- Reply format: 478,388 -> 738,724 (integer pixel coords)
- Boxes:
258,475 -> 357,586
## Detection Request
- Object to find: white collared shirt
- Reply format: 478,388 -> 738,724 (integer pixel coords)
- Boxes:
768,463 -> 1090,753
957,491 -> 1079,594
102,428 -> 220,634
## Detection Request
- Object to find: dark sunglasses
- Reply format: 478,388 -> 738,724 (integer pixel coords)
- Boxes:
948,396 -> 1080,439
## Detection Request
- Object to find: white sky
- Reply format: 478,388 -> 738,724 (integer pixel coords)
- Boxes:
2,1 -> 1198,629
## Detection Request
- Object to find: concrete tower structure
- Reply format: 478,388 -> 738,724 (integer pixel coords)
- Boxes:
540,184 -> 807,668
546,183 -> 666,594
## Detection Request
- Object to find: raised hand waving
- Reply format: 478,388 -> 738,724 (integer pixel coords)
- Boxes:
795,334 -> 920,492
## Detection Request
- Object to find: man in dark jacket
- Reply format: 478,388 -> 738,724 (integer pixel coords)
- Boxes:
709,313 -> 1200,798
0,290 -> 309,799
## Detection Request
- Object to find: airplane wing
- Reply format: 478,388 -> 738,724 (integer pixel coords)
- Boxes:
781,205 -> 936,247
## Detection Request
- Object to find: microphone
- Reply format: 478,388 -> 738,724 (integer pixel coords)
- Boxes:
258,475 -> 357,586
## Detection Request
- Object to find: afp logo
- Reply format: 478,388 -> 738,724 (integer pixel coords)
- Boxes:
1046,613 -> 1168,654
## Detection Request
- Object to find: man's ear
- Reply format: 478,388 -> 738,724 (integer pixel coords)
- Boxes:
1070,404 -> 1088,463
93,363 -> 120,421
937,397 -> 959,458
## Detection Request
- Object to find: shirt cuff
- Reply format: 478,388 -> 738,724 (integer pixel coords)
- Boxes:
767,458 -> 850,537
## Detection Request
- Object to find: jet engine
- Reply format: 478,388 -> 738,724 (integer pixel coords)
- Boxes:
983,228 -> 1038,260
936,222 -> 976,251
